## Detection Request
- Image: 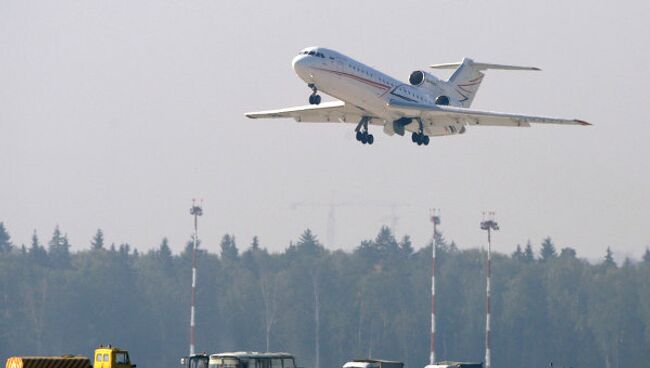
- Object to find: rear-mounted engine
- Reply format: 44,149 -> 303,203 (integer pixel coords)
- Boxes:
409,70 -> 441,90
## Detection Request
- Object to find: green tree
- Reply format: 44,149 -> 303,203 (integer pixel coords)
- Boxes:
0,222 -> 13,253
399,235 -> 413,256
220,234 -> 239,260
47,226 -> 71,268
523,241 -> 535,263
28,230 -> 48,266
559,247 -> 577,258
91,229 -> 105,250
602,247 -> 616,269
512,244 -> 524,261
158,237 -> 172,259
540,237 -> 557,262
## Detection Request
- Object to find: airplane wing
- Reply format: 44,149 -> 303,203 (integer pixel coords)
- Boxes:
245,101 -> 383,124
387,99 -> 591,127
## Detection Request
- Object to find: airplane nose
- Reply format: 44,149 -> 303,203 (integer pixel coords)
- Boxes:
292,55 -> 310,79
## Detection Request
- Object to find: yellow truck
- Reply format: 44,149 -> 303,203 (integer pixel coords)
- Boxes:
6,346 -> 135,368
92,346 -> 136,368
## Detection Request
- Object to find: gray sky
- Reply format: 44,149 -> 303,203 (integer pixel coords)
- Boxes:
1,0 -> 649,260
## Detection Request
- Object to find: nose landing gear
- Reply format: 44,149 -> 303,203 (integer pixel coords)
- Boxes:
355,116 -> 374,145
308,84 -> 321,105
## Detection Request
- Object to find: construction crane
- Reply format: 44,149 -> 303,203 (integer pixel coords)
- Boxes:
290,200 -> 411,247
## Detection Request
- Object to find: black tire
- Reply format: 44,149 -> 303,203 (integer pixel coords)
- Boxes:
356,131 -> 363,141
309,95 -> 315,105
367,134 -> 374,145
423,135 -> 430,145
314,95 -> 321,105
411,132 -> 418,143
360,134 -> 368,144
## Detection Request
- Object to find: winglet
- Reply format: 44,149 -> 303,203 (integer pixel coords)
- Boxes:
574,119 -> 592,126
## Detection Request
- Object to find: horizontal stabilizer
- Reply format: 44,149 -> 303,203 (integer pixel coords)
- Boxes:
429,59 -> 540,71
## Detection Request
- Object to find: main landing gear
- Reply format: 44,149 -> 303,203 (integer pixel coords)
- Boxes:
355,116 -> 374,145
411,118 -> 430,146
308,83 -> 321,105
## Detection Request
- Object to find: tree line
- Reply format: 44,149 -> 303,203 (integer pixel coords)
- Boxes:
0,222 -> 649,368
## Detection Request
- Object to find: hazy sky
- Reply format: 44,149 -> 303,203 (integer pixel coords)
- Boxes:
1,0 -> 649,260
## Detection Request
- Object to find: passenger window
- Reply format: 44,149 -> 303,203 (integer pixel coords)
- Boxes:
103,354 -> 109,361
97,355 -> 103,362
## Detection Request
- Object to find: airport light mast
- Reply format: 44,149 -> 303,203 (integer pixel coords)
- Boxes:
430,208 -> 441,365
480,212 -> 499,368
189,199 -> 203,356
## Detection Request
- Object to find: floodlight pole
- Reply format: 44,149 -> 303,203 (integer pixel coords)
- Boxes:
481,212 -> 499,368
189,199 -> 203,356
430,209 -> 441,365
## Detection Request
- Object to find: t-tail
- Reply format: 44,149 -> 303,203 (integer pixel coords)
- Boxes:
430,58 -> 540,108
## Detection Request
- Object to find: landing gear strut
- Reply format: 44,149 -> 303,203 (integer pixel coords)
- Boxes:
308,84 -> 321,105
411,118 -> 429,146
355,117 -> 374,145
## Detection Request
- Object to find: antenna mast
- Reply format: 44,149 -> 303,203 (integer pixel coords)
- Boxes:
189,199 -> 203,356
480,211 -> 499,368
430,208 -> 441,365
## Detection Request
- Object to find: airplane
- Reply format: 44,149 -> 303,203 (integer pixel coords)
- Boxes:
245,47 -> 590,146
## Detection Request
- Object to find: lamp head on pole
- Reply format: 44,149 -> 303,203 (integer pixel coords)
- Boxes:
430,208 -> 441,225
480,211 -> 499,231
190,198 -> 203,216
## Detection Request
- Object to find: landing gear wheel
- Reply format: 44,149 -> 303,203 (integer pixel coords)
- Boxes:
355,116 -> 373,146
307,84 -> 320,105
423,135 -> 430,145
412,132 -> 418,143
308,94 -> 321,105
360,134 -> 368,144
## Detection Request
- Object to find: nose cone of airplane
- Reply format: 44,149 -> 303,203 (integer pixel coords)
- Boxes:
292,54 -> 311,81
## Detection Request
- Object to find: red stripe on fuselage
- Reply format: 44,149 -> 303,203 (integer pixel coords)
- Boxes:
313,67 -> 391,91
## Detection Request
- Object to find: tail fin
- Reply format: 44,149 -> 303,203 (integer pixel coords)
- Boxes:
429,58 -> 540,108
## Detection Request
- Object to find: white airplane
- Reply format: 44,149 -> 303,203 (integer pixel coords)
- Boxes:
245,47 -> 590,146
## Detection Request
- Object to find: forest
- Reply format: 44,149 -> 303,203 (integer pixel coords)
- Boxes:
0,222 -> 649,368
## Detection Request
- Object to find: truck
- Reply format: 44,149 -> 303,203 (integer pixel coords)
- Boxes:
342,359 -> 404,368
425,362 -> 482,368
180,354 -> 209,368
92,345 -> 136,368
208,352 -> 297,368
5,346 -> 136,368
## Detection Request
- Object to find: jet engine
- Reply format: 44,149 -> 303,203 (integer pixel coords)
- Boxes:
409,70 -> 443,90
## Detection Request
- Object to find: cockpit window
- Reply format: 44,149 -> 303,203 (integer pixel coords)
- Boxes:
299,50 -> 326,58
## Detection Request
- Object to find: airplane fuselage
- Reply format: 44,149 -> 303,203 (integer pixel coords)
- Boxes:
292,47 -> 444,128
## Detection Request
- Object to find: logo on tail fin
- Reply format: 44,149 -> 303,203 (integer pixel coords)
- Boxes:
455,74 -> 484,103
